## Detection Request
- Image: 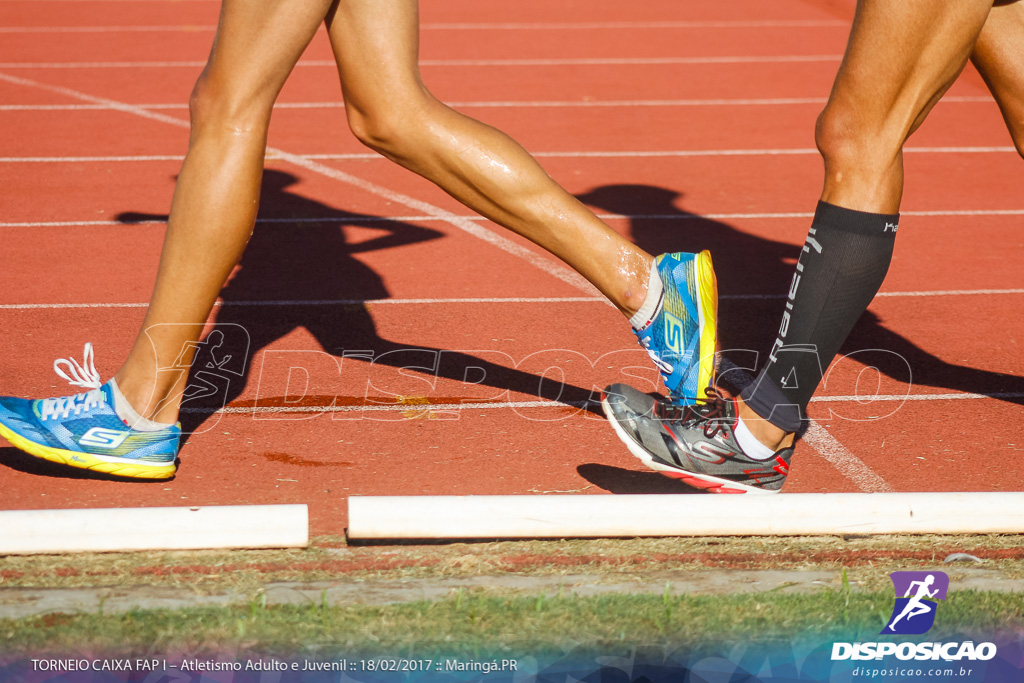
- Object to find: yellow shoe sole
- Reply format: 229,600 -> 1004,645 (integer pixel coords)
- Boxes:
0,421 -> 176,480
694,249 -> 720,401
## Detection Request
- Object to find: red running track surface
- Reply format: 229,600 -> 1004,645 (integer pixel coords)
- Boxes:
1,0 -> 1022,537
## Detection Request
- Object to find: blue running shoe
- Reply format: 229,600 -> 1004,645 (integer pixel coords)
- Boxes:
633,251 -> 719,402
0,344 -> 179,479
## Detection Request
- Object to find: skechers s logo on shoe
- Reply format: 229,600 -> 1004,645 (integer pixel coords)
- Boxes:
79,427 -> 130,449
689,442 -> 734,464
664,312 -> 686,353
662,432 -> 731,465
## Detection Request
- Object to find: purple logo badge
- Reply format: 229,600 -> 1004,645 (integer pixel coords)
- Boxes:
882,571 -> 949,635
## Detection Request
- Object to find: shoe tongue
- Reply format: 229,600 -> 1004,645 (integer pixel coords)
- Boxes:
719,397 -> 736,417
98,381 -> 116,407
699,395 -> 733,420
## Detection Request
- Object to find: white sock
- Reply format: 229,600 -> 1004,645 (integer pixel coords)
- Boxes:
629,259 -> 663,330
733,417 -> 777,461
108,378 -> 175,432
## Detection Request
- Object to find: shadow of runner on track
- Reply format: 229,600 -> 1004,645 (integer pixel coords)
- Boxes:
0,447 -> 174,482
578,183 -> 1024,404
115,169 -> 605,438
575,183 -> 1024,493
576,463 -> 707,495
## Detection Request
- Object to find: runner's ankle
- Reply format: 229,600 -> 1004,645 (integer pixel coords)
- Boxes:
735,397 -> 795,451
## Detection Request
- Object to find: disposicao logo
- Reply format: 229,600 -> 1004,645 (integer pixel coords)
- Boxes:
883,570 -> 949,635
831,570 -> 999,663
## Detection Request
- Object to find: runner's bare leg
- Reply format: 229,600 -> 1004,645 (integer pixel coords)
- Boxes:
114,0 -> 334,423
325,0 -> 652,316
972,1 -> 1024,157
116,0 -> 656,424
736,0 -> 998,448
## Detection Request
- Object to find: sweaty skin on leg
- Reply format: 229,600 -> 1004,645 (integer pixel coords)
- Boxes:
324,0 -> 652,316
735,0 -> 999,451
114,0 -> 335,424
115,0 -> 658,425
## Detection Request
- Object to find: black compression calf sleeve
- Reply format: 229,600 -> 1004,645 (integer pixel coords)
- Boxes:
741,200 -> 899,432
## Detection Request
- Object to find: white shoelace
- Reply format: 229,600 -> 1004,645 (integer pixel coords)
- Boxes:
638,336 -> 674,375
39,343 -> 104,421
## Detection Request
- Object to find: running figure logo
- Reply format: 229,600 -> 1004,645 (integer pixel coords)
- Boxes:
883,571 -> 949,635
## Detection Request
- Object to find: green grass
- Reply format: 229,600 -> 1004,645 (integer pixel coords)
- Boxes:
4,534 -> 1024,593
4,536 -> 1023,662
4,587 -> 1023,659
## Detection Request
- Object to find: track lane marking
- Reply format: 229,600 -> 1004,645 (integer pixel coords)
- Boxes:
0,46 -> 1008,496
810,392 -> 1024,403
0,55 -> 845,69
0,297 -> 607,310
0,96 -> 995,111
0,20 -> 850,32
3,289 -> 1022,310
802,421 -> 893,493
171,390 -> 1024,416
5,209 -> 1024,229
181,400 -> 593,415
2,146 -> 1018,164
0,70 -> 599,295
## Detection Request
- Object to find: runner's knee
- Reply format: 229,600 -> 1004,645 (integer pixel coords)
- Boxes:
346,94 -> 439,159
346,106 -> 401,154
188,74 -> 273,141
815,101 -> 901,183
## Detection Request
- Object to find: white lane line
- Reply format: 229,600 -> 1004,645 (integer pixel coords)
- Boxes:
0,55 -> 844,69
0,104 -> 180,111
0,155 -> 186,162
0,72 -> 196,126
3,289 -> 1022,310
0,60 -> 208,69
720,289 -> 1024,301
421,20 -> 850,30
1,0 -> 211,2
278,152 -> 600,295
0,20 -> 849,33
0,0 -> 212,2
180,399 -> 595,415
617,209 -> 1024,220
2,146 -> 1017,164
0,297 -> 607,310
4,209 -> 1024,229
0,302 -> 151,309
0,70 -> 598,296
530,146 -> 1019,158
0,96 -> 995,112
873,288 -> 1024,297
0,71 -> 1008,499
811,392 -> 1024,403
448,96 -> 996,108
0,25 -> 215,33
177,389 -> 1024,417
801,420 -> 893,493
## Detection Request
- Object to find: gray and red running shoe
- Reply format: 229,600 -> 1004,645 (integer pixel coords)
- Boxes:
601,383 -> 792,494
